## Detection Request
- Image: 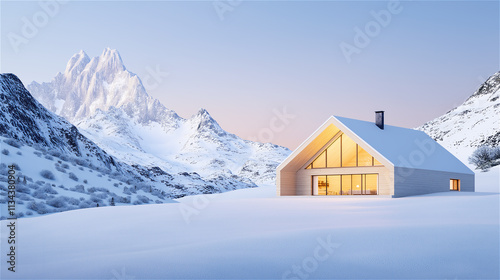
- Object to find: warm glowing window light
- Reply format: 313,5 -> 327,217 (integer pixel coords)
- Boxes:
312,174 -> 378,195
306,133 -> 383,169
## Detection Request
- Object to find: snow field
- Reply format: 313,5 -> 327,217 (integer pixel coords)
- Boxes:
1,181 -> 498,279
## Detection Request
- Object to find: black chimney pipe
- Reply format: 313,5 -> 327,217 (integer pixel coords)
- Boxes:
375,111 -> 384,130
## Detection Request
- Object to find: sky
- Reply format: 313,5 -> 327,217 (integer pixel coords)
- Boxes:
1,0 -> 498,150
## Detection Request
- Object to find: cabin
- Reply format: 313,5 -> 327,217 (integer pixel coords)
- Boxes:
276,112 -> 474,197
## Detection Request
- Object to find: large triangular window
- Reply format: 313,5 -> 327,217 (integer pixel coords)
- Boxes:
306,133 -> 383,169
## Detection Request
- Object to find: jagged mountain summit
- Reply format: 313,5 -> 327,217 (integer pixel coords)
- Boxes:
418,71 -> 500,159
28,48 -> 179,126
28,49 -> 290,185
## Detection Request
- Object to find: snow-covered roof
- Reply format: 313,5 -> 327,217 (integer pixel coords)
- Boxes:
277,115 -> 474,175
334,116 -> 474,174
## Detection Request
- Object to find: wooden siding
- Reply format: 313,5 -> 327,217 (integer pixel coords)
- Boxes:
393,167 -> 475,197
277,171 -> 296,196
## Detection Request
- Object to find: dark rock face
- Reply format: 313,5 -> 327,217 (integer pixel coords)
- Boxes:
0,73 -> 116,170
467,72 -> 500,100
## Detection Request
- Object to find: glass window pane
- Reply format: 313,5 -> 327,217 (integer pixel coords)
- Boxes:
342,134 -> 357,167
317,176 -> 327,195
352,174 -> 362,195
313,176 -> 318,195
327,175 -> 341,195
357,146 -> 373,166
361,174 -> 366,194
312,151 -> 326,168
314,174 -> 379,196
341,175 -> 351,195
306,164 -> 311,169
326,137 -> 341,167
365,174 -> 378,195
373,157 -> 383,166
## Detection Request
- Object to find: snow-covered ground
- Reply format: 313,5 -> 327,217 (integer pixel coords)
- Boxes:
1,169 -> 498,279
475,165 -> 500,193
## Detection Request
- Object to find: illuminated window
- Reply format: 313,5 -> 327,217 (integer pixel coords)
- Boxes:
342,135 -> 357,167
305,133 -> 384,169
313,174 -> 378,195
317,176 -> 327,195
364,174 -> 378,195
450,179 -> 460,191
327,175 -> 341,195
357,145 -> 372,167
326,137 -> 341,167
351,174 -> 362,195
341,175 -> 352,195
312,151 -> 326,168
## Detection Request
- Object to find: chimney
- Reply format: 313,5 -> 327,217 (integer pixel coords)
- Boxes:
375,111 -> 384,130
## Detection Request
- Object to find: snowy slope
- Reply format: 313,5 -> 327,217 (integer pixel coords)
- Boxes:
1,188 -> 498,279
0,140 -> 177,219
27,49 -> 291,185
418,71 -> 500,161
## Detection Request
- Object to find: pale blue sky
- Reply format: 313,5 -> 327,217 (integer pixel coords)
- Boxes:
1,0 -> 498,149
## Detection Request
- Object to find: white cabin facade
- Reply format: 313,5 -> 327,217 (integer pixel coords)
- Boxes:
276,112 -> 475,197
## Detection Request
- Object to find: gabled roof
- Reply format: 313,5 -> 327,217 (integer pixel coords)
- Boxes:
334,116 -> 474,174
277,115 -> 474,175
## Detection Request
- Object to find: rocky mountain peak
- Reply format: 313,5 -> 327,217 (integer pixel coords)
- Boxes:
418,71 -> 500,158
27,48 -> 176,125
94,48 -> 125,75
467,71 -> 500,100
189,108 -> 227,137
64,50 -> 90,78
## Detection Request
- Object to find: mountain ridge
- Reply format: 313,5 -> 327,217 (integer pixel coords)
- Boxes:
417,71 -> 500,160
27,49 -> 291,185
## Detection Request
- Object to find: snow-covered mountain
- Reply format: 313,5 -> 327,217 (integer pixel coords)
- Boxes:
28,49 -> 179,126
0,73 -> 258,218
418,71 -> 500,160
28,49 -> 290,185
77,106 -> 288,184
